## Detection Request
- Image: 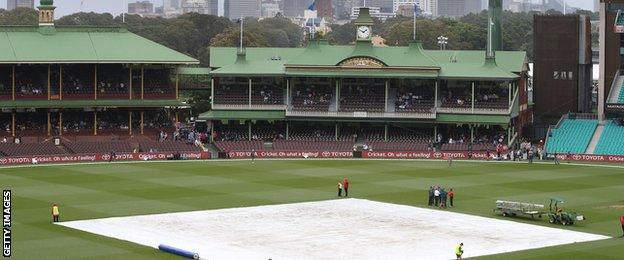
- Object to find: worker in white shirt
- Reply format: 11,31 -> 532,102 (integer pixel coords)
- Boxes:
337,182 -> 343,197
434,187 -> 441,206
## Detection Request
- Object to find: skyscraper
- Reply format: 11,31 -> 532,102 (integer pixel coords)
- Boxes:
7,0 -> 34,10
316,0 -> 333,18
181,0 -> 218,15
164,0 -> 181,12
128,1 -> 154,15
284,0 -> 314,18
437,0 -> 483,17
225,0 -> 261,19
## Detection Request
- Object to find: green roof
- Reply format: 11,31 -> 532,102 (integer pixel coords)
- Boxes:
0,99 -> 185,109
199,110 -> 286,120
0,26 -> 198,64
210,42 -> 526,80
436,113 -> 510,124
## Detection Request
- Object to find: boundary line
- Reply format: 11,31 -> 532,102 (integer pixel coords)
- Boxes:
1,158 -> 624,170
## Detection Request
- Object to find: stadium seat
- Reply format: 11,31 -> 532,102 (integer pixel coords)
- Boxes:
545,119 -> 597,154
594,121 -> 624,155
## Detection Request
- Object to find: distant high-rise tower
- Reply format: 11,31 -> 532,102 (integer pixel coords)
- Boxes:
225,0 -> 261,19
7,0 -> 35,10
316,0 -> 333,18
128,1 -> 154,15
284,0 -> 314,18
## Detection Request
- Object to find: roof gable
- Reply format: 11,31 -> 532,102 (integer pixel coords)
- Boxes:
209,43 -> 526,80
0,26 -> 199,64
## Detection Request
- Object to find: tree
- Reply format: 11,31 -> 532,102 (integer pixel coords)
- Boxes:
326,22 -> 356,45
55,12 -> 116,26
209,27 -> 269,47
0,7 -> 37,25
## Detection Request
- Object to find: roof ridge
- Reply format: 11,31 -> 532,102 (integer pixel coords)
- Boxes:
87,31 -> 100,62
4,31 -> 18,61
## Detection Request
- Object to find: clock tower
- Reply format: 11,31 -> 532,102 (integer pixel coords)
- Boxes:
353,7 -> 373,42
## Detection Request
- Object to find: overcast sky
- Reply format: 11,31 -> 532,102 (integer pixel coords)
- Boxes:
0,0 -> 596,18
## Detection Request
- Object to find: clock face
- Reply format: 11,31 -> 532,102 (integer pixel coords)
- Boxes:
357,26 -> 371,40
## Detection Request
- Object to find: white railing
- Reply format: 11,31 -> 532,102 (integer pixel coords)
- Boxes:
607,70 -> 623,104
285,110 -> 436,119
212,104 -> 286,110
436,106 -> 509,115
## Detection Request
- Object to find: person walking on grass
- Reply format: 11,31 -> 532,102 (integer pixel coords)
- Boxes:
449,188 -> 455,207
620,215 -> 624,237
342,178 -> 349,197
251,148 -> 256,164
455,243 -> 464,259
554,153 -> 560,165
439,188 -> 447,209
337,181 -> 343,197
428,186 -> 434,206
52,203 -> 60,223
434,187 -> 440,206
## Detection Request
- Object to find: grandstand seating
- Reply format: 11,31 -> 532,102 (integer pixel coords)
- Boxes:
619,82 -> 624,103
273,140 -> 353,151
291,86 -> 332,111
474,101 -> 509,110
215,140 -> 264,152
251,85 -> 284,105
594,121 -> 624,155
138,140 -> 199,152
367,141 -> 430,151
618,11 -> 624,27
441,143 -> 495,151
340,86 -> 385,112
546,119 -> 597,154
0,143 -> 66,157
63,141 -> 136,154
214,85 -> 248,105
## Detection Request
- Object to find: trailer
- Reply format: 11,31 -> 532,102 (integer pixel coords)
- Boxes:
493,200 -> 545,219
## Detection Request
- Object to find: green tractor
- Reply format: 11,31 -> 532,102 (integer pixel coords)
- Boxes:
547,197 -> 585,226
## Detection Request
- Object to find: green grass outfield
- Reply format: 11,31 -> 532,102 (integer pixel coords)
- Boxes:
2,159 -> 624,259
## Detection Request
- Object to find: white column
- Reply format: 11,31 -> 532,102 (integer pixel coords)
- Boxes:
248,78 -> 252,107
470,125 -> 474,143
286,78 -> 290,107
385,80 -> 389,112
384,124 -> 388,141
598,1 -> 606,122
471,81 -> 475,113
335,123 -> 339,141
335,79 -> 340,111
508,82 -> 512,106
211,78 -> 215,107
286,122 -> 289,140
248,121 -> 252,141
434,80 -> 438,108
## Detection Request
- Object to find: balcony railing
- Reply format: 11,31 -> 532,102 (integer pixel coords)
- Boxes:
286,110 -> 436,119
212,104 -> 287,110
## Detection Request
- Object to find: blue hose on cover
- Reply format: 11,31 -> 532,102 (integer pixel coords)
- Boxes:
158,244 -> 200,259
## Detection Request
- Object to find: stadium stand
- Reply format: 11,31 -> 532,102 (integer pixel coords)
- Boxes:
273,140 -> 353,151
214,140 -> 264,152
546,118 -> 598,154
64,141 -> 135,154
291,84 -> 333,111
619,82 -> 624,103
395,86 -> 435,113
340,83 -> 385,112
594,121 -> 624,155
0,143 -> 66,156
